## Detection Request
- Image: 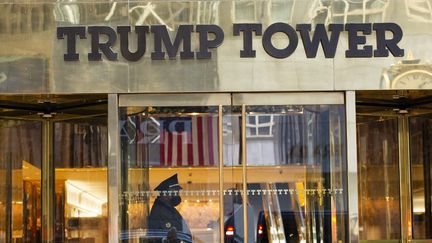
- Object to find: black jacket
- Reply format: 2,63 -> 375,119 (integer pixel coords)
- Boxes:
148,197 -> 192,237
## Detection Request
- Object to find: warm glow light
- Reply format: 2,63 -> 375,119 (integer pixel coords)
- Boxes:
226,226 -> 234,236
258,224 -> 264,235
65,180 -> 105,217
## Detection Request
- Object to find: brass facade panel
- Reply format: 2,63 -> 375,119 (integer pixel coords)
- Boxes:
119,93 -> 231,107
108,94 -> 120,243
0,0 -> 430,93
233,92 -> 345,105
346,91 -> 359,243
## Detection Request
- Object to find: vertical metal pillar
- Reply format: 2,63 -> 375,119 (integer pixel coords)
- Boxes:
422,121 -> 431,238
241,104 -> 248,243
41,120 -> 54,242
108,94 -> 120,243
322,107 -> 331,243
346,91 -> 359,243
398,116 -> 412,242
218,105 -> 225,243
5,153 -> 12,243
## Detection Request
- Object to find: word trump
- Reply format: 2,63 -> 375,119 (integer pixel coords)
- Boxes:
57,23 -> 404,61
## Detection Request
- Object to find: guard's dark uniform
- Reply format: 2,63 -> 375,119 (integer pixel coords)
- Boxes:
148,197 -> 191,235
148,174 -> 192,239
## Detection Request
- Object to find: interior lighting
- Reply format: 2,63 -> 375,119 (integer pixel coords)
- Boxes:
226,226 -> 234,236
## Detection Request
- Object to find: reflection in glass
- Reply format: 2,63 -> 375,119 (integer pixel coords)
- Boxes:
0,120 -> 42,242
357,116 -> 400,240
120,106 -> 220,243
222,106 -> 249,243
410,116 -> 432,239
54,118 -> 108,243
331,0 -> 389,24
244,105 -> 347,242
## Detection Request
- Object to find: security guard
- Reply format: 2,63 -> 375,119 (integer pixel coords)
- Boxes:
148,174 -> 192,240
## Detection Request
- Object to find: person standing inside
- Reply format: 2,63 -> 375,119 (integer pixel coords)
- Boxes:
148,174 -> 191,242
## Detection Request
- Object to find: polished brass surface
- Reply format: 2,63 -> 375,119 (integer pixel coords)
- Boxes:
0,94 -> 108,242
357,91 -> 432,242
108,94 -> 120,243
398,116 -> 412,242
41,120 -> 54,242
346,91 -> 360,243
119,93 -> 231,107
241,104 -> 248,243
218,105 -> 224,243
232,92 -> 345,105
0,1 -> 431,93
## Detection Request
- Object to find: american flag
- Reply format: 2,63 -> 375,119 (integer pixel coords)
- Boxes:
159,115 -> 218,167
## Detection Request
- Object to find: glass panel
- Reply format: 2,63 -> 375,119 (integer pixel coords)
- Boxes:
0,120 -> 42,242
357,116 -> 401,240
410,115 -> 432,239
222,105 -> 245,242
54,117 -> 108,242
246,105 -> 347,242
120,106 -> 220,243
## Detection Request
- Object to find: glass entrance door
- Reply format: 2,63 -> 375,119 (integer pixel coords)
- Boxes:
0,95 -> 108,243
0,119 -> 42,243
410,115 -> 432,239
118,92 -> 348,243
118,94 -> 229,243
232,93 -> 348,243
356,91 -> 432,242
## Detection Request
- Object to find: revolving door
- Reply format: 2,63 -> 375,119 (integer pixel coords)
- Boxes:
357,91 -> 432,242
0,95 -> 109,243
118,92 -> 350,243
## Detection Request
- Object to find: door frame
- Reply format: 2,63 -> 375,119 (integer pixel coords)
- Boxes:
111,91 -> 358,243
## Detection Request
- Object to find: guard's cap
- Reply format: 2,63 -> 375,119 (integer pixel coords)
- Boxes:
154,174 -> 183,191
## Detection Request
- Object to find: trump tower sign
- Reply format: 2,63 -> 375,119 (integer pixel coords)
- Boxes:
57,23 -> 405,61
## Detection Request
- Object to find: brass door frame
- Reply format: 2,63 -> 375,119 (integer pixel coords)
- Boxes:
117,93 -> 230,243
41,120 -> 54,242
116,91 -> 351,243
356,112 -> 412,243
347,91 -> 360,243
108,94 -> 120,243
356,100 -> 432,243
0,95 -> 108,243
399,116 -> 412,242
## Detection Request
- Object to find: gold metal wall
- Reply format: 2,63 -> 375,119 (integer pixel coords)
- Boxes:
0,0 -> 431,93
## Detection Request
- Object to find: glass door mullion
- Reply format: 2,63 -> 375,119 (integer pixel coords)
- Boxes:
241,104 -> 248,243
218,105 -> 224,243
41,120 -> 54,243
346,91 -> 359,243
399,116 -> 412,242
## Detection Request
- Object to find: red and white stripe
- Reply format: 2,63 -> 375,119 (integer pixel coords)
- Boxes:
160,115 -> 218,167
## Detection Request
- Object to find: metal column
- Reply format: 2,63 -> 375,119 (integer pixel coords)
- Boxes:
5,153 -> 12,243
241,104 -> 248,243
218,105 -> 225,243
41,120 -> 54,242
398,116 -> 412,242
346,91 -> 359,243
108,94 -> 120,243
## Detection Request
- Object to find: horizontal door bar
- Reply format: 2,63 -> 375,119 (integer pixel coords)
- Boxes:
232,92 -> 344,105
119,93 -> 231,107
